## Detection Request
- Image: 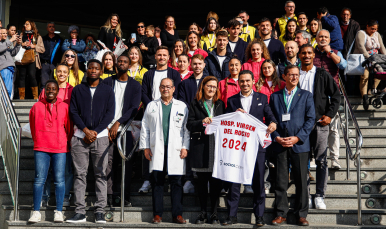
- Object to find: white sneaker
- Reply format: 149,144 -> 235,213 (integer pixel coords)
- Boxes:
265,188 -> 269,194
331,160 -> 341,169
183,180 -> 195,194
138,180 -> 151,193
315,197 -> 327,210
28,211 -> 41,223
309,198 -> 313,209
54,210 -> 64,223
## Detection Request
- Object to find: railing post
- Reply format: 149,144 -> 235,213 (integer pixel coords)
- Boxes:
345,100 -> 350,180
356,131 -> 362,225
14,128 -> 21,221
120,132 -> 126,222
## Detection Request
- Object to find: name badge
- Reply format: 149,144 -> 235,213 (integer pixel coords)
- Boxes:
173,116 -> 182,122
282,113 -> 291,122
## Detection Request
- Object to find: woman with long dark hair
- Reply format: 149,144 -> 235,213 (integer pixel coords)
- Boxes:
101,51 -> 117,79
186,31 -> 208,59
279,18 -> 298,47
241,39 -> 271,82
201,17 -> 220,52
168,39 -> 187,71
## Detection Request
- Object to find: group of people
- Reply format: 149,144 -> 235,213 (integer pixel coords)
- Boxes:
4,0 -> 381,226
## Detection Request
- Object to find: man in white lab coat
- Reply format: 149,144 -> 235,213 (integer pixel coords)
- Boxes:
139,78 -> 190,224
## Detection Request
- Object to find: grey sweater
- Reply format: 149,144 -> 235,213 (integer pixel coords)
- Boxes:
0,40 -> 20,70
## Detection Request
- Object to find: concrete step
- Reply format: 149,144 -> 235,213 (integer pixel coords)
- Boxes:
354,110 -> 386,118
348,118 -> 386,127
12,99 -> 37,106
310,167 -> 386,181
3,205 -> 386,226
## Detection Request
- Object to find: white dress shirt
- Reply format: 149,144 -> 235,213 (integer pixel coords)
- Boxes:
299,65 -> 316,94
240,90 -> 254,114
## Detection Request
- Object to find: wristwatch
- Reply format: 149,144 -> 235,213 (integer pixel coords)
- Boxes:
270,121 -> 278,125
327,50 -> 334,57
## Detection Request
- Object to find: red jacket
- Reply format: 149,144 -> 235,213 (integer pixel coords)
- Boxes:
180,71 -> 194,81
218,77 -> 240,108
39,82 -> 73,105
241,58 -> 266,81
256,79 -> 286,102
168,59 -> 180,71
29,98 -> 72,153
187,48 -> 208,59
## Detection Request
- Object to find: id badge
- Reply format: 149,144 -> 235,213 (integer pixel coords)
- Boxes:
282,113 -> 291,122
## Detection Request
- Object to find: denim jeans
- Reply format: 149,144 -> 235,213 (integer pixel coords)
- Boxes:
42,152 -> 73,200
0,66 -> 15,97
33,151 -> 66,211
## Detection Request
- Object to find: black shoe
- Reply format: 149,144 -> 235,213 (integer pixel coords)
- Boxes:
124,200 -> 132,207
66,213 -> 86,223
210,212 -> 220,224
363,94 -> 369,111
195,211 -> 207,224
95,213 -> 106,224
256,216 -> 265,227
223,216 -> 237,225
107,194 -> 113,207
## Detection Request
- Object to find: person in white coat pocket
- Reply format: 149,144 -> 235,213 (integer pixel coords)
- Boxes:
139,77 -> 190,224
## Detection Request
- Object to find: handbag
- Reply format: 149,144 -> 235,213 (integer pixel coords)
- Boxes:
21,49 -> 35,65
345,31 -> 367,75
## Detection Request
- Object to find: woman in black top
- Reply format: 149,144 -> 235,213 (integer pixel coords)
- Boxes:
129,22 -> 147,48
186,76 -> 225,225
98,13 -> 124,51
160,16 -> 179,54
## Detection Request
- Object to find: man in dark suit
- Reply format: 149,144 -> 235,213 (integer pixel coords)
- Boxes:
223,70 -> 277,227
270,65 -> 315,226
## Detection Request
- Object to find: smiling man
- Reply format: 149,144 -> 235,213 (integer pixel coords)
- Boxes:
259,18 -> 286,65
227,19 -> 248,64
68,59 -> 115,224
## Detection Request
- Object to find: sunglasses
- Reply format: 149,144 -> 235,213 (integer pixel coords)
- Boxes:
65,54 -> 76,58
138,26 -> 144,28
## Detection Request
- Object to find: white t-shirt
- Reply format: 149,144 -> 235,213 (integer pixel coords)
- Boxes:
217,55 -> 226,71
267,81 -> 272,88
181,72 -> 189,79
189,51 -> 195,56
205,112 -> 271,184
299,66 -> 316,94
74,86 -> 108,139
108,80 -> 127,131
264,39 -> 271,47
229,41 -> 237,52
152,69 -> 168,100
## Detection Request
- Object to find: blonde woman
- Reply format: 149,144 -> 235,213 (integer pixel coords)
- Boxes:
98,13 -> 124,51
53,50 -> 84,87
128,46 -> 148,85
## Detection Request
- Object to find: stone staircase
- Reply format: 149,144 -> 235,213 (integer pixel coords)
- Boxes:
1,97 -> 386,228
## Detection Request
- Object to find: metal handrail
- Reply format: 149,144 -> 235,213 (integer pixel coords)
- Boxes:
116,112 -> 140,222
338,74 -> 363,225
0,73 -> 21,221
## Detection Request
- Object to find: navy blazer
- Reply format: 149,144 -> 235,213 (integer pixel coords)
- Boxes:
226,38 -> 248,64
269,88 -> 315,153
267,38 -> 286,65
141,67 -> 181,107
102,75 -> 142,125
177,75 -> 204,106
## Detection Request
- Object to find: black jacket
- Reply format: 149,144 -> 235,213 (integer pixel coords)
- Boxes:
226,38 -> 248,64
267,38 -> 286,65
70,79 -> 115,134
40,34 -> 62,64
177,75 -> 204,106
128,33 -> 147,49
102,75 -> 142,125
186,99 -> 225,168
203,49 -> 235,81
340,19 -> 360,59
98,27 -> 120,51
160,29 -> 180,54
141,36 -> 159,67
310,67 -> 340,122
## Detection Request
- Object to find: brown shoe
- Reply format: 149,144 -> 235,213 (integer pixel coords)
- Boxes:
152,215 -> 162,224
272,216 -> 287,225
31,86 -> 39,100
298,217 -> 309,226
173,215 -> 186,224
309,171 -> 315,181
18,88 -> 25,100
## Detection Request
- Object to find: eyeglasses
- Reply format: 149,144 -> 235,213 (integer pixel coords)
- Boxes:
137,26 -> 144,28
65,54 -> 76,58
160,86 -> 173,90
287,74 -> 299,79
205,85 -> 217,89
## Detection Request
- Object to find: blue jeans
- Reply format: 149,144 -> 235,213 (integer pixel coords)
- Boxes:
33,151 -> 66,211
1,66 -> 15,97
42,152 -> 73,200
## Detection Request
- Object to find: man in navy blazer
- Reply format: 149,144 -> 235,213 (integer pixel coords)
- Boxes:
223,70 -> 277,227
142,46 -> 181,107
269,65 -> 315,227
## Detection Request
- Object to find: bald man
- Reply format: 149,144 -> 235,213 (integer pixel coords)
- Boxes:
277,41 -> 300,78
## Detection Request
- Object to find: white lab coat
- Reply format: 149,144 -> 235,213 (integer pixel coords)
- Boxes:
139,98 -> 190,175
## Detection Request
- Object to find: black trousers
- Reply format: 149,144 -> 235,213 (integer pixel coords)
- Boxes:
150,145 -> 183,217
18,63 -> 37,87
106,132 -> 134,200
196,172 -> 222,213
275,148 -> 309,218
40,62 -> 54,90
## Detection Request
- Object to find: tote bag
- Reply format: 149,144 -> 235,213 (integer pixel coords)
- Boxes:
345,32 -> 367,75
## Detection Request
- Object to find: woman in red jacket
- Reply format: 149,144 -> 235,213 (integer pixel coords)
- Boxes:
186,31 -> 208,59
218,57 -> 241,107
39,64 -> 73,104
28,79 -> 72,224
254,59 -> 286,102
168,39 -> 187,70
241,39 -> 271,82
178,54 -> 193,80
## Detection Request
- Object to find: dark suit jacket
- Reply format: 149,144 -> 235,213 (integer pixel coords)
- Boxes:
226,91 -> 277,153
177,75 -> 204,106
141,67 -> 181,107
269,88 -> 315,153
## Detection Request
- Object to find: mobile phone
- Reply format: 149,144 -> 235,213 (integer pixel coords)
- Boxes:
17,30 -> 21,36
131,33 -> 136,42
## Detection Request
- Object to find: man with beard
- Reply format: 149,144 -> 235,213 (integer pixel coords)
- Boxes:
0,27 -> 21,97
102,55 -> 142,207
298,44 -> 340,211
317,7 -> 344,51
278,41 -> 300,78
259,18 -> 286,65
